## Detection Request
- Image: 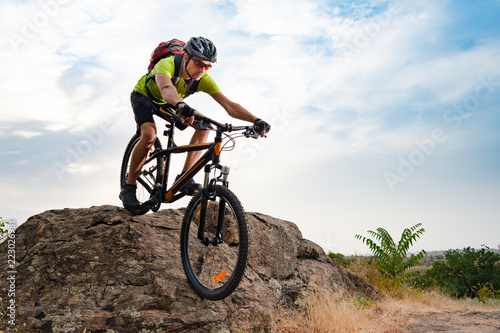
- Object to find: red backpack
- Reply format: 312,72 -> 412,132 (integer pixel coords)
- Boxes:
147,39 -> 186,71
145,39 -> 199,101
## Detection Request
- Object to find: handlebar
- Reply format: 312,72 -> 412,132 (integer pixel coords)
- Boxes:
158,106 -> 260,139
195,114 -> 260,139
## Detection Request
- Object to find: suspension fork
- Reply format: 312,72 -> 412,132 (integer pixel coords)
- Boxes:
198,164 -> 230,245
197,182 -> 226,246
212,166 -> 229,242
198,179 -> 210,244
198,130 -> 230,245
215,194 -> 226,242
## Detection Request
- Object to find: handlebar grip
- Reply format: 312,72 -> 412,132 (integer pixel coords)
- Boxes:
170,112 -> 184,124
244,126 -> 260,139
159,105 -> 188,125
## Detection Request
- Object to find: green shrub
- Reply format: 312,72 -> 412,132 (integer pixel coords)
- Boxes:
414,246 -> 500,299
476,285 -> 496,303
327,252 -> 350,267
355,223 -> 426,286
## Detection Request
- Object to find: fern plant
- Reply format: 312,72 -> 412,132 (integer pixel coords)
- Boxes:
355,223 -> 426,285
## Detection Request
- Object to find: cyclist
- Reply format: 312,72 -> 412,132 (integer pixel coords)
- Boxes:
120,36 -> 270,209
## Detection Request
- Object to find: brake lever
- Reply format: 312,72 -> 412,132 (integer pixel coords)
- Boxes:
194,117 -> 213,131
244,126 -> 260,139
159,106 -> 184,124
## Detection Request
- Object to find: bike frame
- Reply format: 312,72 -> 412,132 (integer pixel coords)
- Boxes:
138,107 -> 250,210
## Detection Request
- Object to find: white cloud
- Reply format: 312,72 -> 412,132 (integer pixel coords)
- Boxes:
12,130 -> 42,138
0,151 -> 21,155
225,0 -> 331,36
1,0 -> 499,254
66,162 -> 100,175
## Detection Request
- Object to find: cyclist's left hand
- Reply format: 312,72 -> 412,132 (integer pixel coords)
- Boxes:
176,102 -> 195,126
180,115 -> 195,126
254,119 -> 271,137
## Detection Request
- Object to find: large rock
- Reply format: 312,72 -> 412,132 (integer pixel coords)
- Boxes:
0,205 -> 377,332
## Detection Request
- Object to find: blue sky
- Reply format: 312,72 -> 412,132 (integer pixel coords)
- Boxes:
1,0 -> 499,254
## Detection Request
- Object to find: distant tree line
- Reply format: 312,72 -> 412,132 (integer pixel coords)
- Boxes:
411,246 -> 500,300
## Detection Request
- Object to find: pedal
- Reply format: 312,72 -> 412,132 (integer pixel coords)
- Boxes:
181,187 -> 201,196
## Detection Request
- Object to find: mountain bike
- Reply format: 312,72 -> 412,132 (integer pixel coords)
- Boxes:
119,105 -> 260,300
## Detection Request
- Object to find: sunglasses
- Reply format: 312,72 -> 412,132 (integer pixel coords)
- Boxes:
189,55 -> 212,71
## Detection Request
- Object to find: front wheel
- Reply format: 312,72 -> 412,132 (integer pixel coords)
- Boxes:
119,134 -> 164,215
180,185 -> 249,300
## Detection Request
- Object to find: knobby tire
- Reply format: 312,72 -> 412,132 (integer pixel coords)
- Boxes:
119,134 -> 164,215
180,185 -> 249,300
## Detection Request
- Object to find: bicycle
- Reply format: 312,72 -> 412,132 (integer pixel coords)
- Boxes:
119,105 -> 261,300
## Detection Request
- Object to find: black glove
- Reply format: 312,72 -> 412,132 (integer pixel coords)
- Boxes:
254,119 -> 270,133
175,102 -> 195,117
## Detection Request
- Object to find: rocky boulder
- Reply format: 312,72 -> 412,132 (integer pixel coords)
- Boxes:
0,205 -> 377,332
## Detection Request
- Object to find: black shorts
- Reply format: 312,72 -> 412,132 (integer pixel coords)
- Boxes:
130,91 -> 187,133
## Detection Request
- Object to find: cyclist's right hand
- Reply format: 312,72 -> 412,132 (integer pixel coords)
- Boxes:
176,102 -> 195,117
176,102 -> 195,125
254,119 -> 271,137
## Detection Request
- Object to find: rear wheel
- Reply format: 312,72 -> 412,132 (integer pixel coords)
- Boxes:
120,134 -> 164,215
180,185 -> 249,300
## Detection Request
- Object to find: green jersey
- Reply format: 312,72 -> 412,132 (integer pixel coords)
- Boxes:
133,56 -> 220,101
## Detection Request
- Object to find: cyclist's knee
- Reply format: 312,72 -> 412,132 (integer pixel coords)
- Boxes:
140,123 -> 157,146
194,129 -> 210,140
189,130 -> 210,144
142,133 -> 156,146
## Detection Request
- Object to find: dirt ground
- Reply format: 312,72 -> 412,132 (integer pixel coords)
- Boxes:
404,310 -> 500,333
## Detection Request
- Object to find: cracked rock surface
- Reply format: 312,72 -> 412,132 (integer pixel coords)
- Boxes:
0,205 -> 377,332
